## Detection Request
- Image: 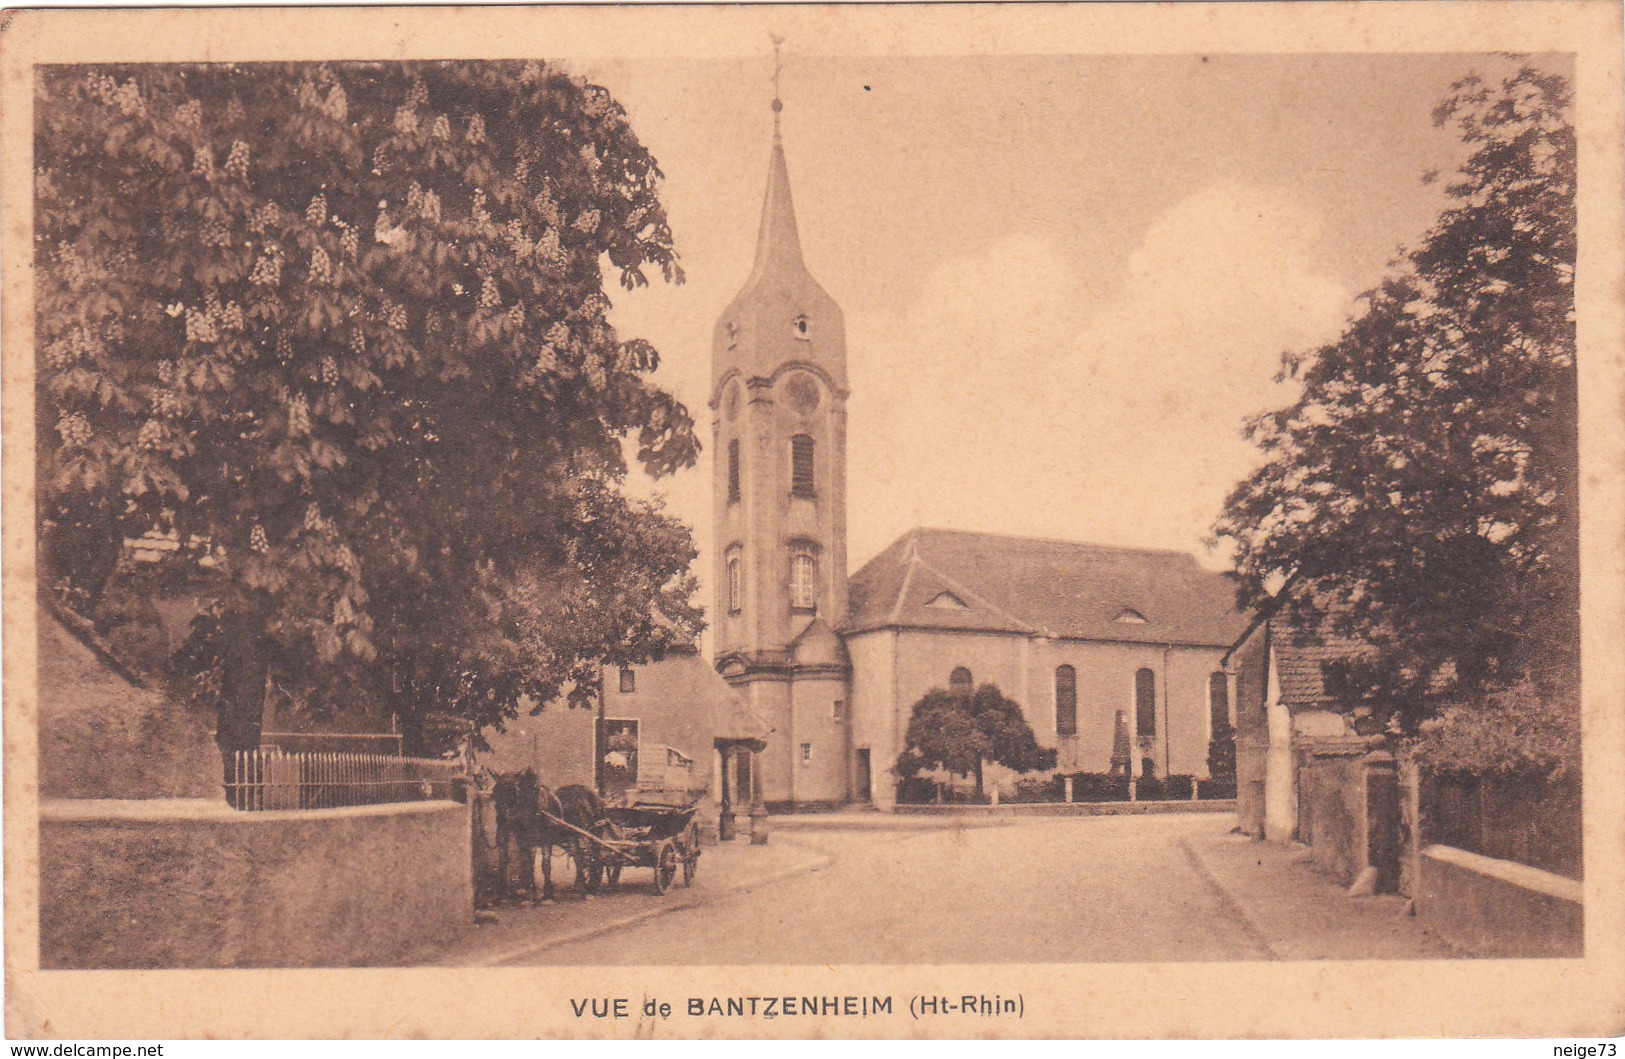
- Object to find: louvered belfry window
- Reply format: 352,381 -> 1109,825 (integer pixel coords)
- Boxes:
727,439 -> 741,502
790,434 -> 815,498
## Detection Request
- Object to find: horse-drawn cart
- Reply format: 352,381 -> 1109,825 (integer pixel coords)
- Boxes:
539,799 -> 702,895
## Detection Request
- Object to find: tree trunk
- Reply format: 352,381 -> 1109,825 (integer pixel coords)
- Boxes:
974,757 -> 984,800
214,611 -> 268,754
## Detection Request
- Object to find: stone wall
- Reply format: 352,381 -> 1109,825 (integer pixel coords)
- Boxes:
38,611 -> 219,801
1417,844 -> 1583,957
40,798 -> 470,968
1296,747 -> 1368,885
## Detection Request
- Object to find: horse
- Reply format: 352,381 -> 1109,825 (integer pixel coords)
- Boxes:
487,770 -> 611,903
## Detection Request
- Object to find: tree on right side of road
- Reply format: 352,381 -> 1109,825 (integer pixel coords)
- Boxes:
1210,65 -> 1577,771
893,683 -> 1057,799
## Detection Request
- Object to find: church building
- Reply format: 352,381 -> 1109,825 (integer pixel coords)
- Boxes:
710,95 -> 1250,810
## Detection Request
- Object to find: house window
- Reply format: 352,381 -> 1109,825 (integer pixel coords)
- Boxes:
727,439 -> 741,502
833,699 -> 845,722
790,548 -> 817,610
800,742 -> 813,764
619,668 -> 636,694
1135,667 -> 1157,736
790,434 -> 815,498
726,547 -> 742,614
1055,665 -> 1077,737
1209,671 -> 1229,731
949,666 -> 973,692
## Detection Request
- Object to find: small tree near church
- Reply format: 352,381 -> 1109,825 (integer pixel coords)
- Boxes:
894,684 -> 1057,800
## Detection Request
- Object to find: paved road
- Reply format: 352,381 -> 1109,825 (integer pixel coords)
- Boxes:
495,813 -> 1272,965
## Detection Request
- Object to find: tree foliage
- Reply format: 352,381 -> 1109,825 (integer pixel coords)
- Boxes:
1211,66 -> 1577,742
893,683 -> 1056,797
35,61 -> 703,751
1206,718 -> 1236,782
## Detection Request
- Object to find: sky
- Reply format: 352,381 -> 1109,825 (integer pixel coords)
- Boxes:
572,51 -> 1533,619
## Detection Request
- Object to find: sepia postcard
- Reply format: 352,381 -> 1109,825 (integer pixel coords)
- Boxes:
2,0 -> 1623,1042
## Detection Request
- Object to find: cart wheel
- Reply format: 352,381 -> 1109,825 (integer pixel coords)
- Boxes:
654,840 -> 679,895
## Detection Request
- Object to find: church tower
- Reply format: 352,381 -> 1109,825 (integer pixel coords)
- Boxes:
711,86 -> 851,807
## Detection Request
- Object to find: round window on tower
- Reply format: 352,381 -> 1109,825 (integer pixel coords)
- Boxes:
783,373 -> 820,415
792,314 -> 811,339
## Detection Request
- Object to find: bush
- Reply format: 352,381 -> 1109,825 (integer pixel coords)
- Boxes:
1163,775 -> 1195,800
1411,680 -> 1580,780
1062,772 -> 1131,802
895,776 -> 938,805
1012,776 -> 1062,803
1207,720 -> 1237,781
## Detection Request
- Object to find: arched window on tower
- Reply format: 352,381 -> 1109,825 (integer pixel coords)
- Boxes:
727,439 -> 741,503
789,546 -> 817,611
949,667 -> 973,693
1135,667 -> 1157,736
1055,665 -> 1077,737
1209,671 -> 1230,731
725,546 -> 743,615
790,434 -> 815,498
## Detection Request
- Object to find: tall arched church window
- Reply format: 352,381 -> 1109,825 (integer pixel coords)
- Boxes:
790,434 -> 816,498
1055,665 -> 1077,736
790,547 -> 817,611
949,667 -> 973,693
1135,667 -> 1157,736
726,546 -> 743,615
727,439 -> 741,503
1209,671 -> 1230,731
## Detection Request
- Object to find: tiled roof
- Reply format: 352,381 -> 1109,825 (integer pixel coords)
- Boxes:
1267,602 -> 1372,709
843,527 -> 1248,646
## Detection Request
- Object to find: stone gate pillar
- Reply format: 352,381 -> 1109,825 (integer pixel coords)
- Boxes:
1363,749 -> 1401,894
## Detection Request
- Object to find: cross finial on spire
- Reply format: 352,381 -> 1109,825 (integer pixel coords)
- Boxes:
770,34 -> 786,138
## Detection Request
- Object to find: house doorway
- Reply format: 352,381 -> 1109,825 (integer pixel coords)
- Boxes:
854,748 -> 872,803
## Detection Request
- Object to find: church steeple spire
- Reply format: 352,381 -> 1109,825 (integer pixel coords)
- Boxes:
711,37 -> 847,399
751,36 -> 805,282
750,124 -> 806,281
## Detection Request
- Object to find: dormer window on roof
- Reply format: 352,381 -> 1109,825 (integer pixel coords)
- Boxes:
926,591 -> 969,610
1114,608 -> 1149,624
